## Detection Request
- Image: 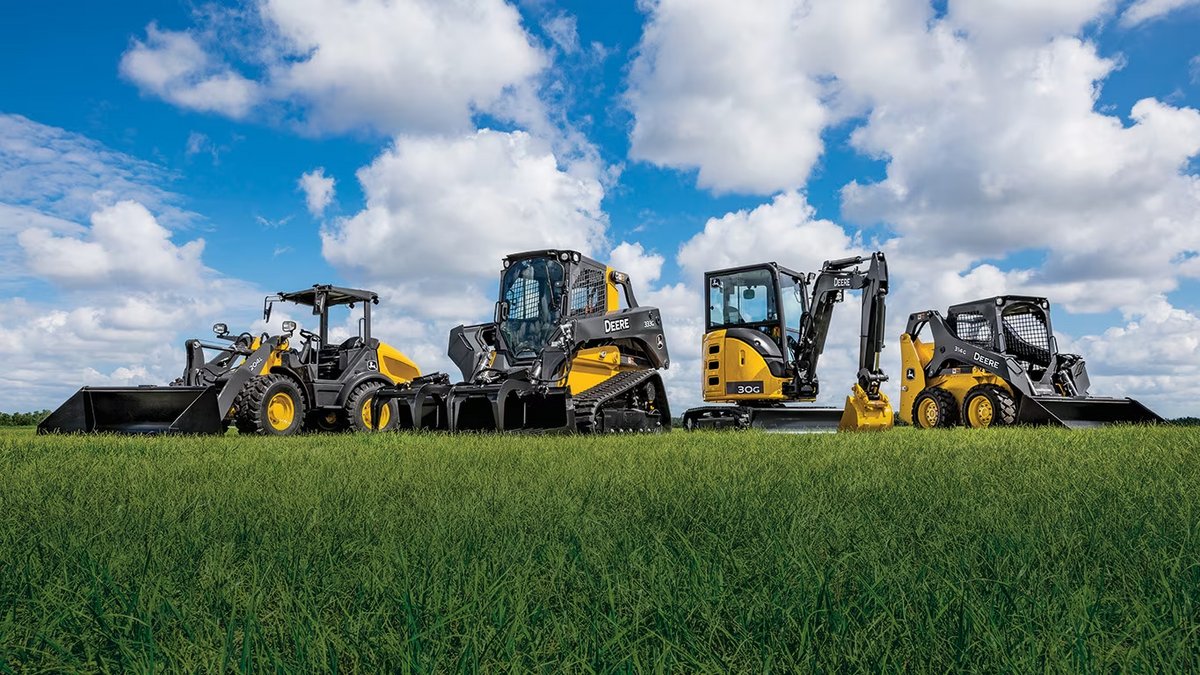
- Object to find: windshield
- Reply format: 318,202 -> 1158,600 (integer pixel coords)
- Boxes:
708,268 -> 778,329
500,257 -> 565,359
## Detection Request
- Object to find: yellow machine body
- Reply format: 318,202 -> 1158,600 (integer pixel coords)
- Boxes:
701,329 -> 791,403
376,341 -> 421,383
840,384 -> 894,431
898,332 -> 1011,426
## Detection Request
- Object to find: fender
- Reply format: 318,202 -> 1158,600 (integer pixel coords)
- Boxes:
336,372 -> 394,407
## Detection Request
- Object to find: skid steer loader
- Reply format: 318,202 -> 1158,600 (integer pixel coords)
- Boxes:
899,296 -> 1162,428
39,285 -> 421,435
372,250 -> 672,433
680,252 -> 893,432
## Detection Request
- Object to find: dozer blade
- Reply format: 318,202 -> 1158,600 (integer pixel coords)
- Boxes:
749,407 -> 845,433
1017,396 -> 1163,428
447,380 -> 573,433
37,386 -> 224,435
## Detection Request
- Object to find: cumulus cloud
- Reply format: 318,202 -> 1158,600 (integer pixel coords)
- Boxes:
18,200 -> 206,289
626,0 -> 830,194
322,129 -> 607,293
119,24 -> 261,118
298,168 -> 336,217
609,241 -> 664,287
120,0 -> 545,135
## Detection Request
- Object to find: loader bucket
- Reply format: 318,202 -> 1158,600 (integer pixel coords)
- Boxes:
1017,396 -> 1163,428
37,386 -> 224,435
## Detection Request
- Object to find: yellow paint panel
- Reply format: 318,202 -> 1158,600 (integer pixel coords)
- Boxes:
701,329 -> 789,403
567,346 -> 623,395
377,342 -> 421,383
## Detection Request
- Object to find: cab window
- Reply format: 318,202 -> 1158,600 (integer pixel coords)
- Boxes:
708,268 -> 777,329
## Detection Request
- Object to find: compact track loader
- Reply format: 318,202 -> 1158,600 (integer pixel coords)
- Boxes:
39,285 -> 421,435
681,252 -> 893,432
900,296 -> 1162,428
373,250 -> 671,433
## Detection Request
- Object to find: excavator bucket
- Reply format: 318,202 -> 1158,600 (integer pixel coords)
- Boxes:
1017,396 -> 1163,428
839,385 -> 894,431
37,386 -> 224,435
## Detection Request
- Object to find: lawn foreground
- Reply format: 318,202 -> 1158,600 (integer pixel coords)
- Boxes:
0,426 -> 1197,671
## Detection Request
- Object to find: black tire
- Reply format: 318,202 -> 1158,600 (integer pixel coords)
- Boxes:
344,381 -> 398,432
912,387 -> 958,428
234,374 -> 306,436
961,384 -> 1017,428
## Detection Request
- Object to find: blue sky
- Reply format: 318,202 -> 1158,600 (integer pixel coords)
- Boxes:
2,0 -> 1199,415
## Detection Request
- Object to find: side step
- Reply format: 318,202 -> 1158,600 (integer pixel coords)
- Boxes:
38,386 -> 224,435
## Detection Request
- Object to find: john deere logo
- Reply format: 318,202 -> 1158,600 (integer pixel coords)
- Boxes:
604,318 -> 630,333
367,360 -> 378,371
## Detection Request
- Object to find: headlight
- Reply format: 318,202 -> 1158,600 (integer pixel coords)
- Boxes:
282,320 -> 297,333
213,323 -> 228,336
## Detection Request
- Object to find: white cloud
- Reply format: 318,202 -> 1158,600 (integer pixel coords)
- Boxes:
626,0 -> 830,194
609,241 -> 664,287
543,13 -> 580,55
0,113 -> 188,224
1120,0 -> 1200,26
678,192 -> 857,279
119,24 -> 261,119
18,200 -> 207,289
120,0 -> 545,136
0,114 -> 272,412
298,168 -> 336,217
323,129 -> 607,291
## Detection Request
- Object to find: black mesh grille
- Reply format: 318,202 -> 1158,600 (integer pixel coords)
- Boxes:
569,268 -> 607,316
954,312 -> 994,349
505,277 -> 541,320
1002,307 -> 1051,366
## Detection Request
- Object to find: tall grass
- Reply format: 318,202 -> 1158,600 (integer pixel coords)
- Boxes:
0,426 -> 1197,671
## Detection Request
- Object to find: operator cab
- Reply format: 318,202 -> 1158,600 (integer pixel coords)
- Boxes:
705,263 -> 806,356
496,250 -> 616,362
263,285 -> 379,380
947,295 -> 1057,380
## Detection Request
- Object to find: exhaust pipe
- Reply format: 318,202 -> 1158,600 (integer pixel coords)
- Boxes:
38,386 -> 224,435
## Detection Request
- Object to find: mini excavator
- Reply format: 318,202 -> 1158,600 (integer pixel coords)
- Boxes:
373,250 -> 672,433
681,252 -> 893,432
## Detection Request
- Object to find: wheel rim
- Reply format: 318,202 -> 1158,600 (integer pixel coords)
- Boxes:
362,398 -> 390,429
917,397 -> 939,428
967,395 -> 994,428
267,392 -> 295,431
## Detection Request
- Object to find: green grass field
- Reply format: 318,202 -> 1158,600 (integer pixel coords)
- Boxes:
1,426 -> 1197,672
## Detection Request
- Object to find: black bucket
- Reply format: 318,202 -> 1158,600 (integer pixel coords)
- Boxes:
37,386 -> 224,435
389,382 -> 452,431
1018,396 -> 1163,428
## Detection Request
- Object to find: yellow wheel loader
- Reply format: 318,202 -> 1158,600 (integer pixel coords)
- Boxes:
899,296 -> 1162,428
373,249 -> 671,432
681,253 -> 893,432
38,285 -> 420,435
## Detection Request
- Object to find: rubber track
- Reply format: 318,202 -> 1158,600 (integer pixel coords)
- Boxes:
572,369 -> 665,434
